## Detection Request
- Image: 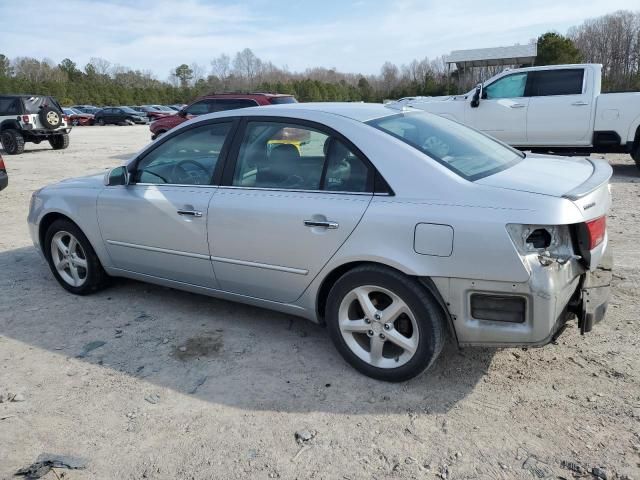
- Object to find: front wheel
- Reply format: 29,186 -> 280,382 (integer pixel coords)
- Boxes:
49,133 -> 69,150
326,265 -> 446,382
45,219 -> 108,295
96,118 -> 105,126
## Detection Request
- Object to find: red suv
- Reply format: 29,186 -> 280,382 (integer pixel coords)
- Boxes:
149,93 -> 297,140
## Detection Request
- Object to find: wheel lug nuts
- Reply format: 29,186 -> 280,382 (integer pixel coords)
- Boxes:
364,318 -> 370,324
367,330 -> 374,337
383,323 -> 391,330
374,313 -> 381,320
379,333 -> 385,339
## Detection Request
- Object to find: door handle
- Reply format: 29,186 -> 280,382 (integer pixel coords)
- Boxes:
177,209 -> 203,217
571,101 -> 589,106
304,220 -> 339,229
509,103 -> 526,108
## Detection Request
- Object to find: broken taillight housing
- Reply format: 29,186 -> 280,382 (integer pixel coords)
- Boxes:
585,216 -> 606,250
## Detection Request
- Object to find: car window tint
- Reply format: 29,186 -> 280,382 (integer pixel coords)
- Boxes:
134,122 -> 232,185
184,101 -> 210,115
0,97 -> 20,115
530,69 -> 584,96
484,73 -> 527,99
232,121 -> 370,192
211,99 -> 258,111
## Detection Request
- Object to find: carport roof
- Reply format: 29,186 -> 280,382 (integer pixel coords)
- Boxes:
446,44 -> 537,68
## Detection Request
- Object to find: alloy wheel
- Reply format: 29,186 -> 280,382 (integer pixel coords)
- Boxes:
50,231 -> 88,287
338,285 -> 419,368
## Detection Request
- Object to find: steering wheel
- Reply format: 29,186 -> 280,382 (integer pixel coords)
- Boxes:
171,159 -> 210,184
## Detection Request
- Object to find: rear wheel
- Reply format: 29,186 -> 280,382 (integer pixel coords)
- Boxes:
326,265 -> 446,382
49,133 -> 69,150
97,118 -> 105,126
45,219 -> 107,295
0,129 -> 25,155
632,143 -> 640,170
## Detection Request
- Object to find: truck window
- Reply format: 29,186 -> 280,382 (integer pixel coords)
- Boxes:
529,69 -> 584,96
484,73 -> 527,99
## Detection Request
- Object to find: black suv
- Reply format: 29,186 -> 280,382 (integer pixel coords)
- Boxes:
94,107 -> 147,126
0,95 -> 70,155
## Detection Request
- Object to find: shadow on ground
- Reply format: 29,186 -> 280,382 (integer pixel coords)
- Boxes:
0,246 -> 495,415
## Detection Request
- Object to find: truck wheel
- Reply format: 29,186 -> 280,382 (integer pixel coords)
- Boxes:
632,144 -> 640,170
49,133 -> 70,150
39,106 -> 63,129
0,129 -> 25,155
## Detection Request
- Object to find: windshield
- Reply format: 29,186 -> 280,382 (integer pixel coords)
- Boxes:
367,112 -> 523,180
269,96 -> 297,105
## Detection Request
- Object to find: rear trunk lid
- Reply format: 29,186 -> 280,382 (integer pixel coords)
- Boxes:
475,154 -> 596,197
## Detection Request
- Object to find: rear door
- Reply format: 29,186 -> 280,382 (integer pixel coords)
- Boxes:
208,118 -> 374,303
526,68 -> 592,145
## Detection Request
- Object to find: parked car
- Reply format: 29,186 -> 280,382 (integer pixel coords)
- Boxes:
0,153 -> 7,191
131,105 -> 171,120
0,95 -> 70,154
168,104 -> 186,111
149,93 -> 297,140
397,63 -> 640,169
94,107 -> 147,126
71,105 -> 101,115
28,103 -> 612,381
63,108 -> 94,126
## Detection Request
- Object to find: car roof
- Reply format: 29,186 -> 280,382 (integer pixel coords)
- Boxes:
214,102 -> 401,123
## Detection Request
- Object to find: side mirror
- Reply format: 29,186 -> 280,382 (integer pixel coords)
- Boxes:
104,166 -> 129,186
470,83 -> 483,108
178,109 -> 187,117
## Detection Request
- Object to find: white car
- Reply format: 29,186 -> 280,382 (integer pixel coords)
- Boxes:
28,103 -> 612,381
396,64 -> 640,168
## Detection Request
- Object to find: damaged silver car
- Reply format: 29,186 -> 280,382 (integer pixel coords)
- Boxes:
28,103 -> 612,381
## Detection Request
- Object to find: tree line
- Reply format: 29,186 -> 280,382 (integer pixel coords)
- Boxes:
0,9 -> 638,107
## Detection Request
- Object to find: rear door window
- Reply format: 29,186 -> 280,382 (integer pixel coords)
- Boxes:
529,69 -> 584,96
0,97 -> 20,115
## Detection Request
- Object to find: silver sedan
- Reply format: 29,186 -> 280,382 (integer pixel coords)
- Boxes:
28,103 -> 612,381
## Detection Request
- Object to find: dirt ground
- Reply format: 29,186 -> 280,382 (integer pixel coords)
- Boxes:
0,125 -> 639,480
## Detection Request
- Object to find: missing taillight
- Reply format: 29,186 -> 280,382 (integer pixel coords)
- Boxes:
585,216 -> 606,250
526,229 -> 551,249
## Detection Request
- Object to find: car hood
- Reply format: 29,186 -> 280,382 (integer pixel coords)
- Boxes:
49,172 -> 106,189
475,154 -> 594,197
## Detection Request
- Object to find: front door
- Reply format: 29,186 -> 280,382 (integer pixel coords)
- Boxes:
208,119 -> 373,303
465,71 -> 529,145
97,121 -> 234,288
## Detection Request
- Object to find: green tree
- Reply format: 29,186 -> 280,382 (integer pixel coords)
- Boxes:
59,58 -> 80,81
536,32 -> 582,65
174,64 -> 193,88
0,54 -> 12,77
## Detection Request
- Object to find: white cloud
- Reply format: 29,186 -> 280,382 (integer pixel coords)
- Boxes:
0,0 -> 637,78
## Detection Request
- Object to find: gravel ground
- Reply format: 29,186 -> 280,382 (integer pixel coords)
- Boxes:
0,126 -> 639,480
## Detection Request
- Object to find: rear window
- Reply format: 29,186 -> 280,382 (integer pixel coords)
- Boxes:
22,96 -> 62,114
268,96 -> 297,105
367,112 -> 523,181
0,97 -> 20,115
529,69 -> 584,96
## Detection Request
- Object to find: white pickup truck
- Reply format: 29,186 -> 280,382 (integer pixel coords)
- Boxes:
397,64 -> 640,169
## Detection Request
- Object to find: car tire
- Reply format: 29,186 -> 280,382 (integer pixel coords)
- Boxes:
125,118 -> 135,126
49,133 -> 70,150
632,143 -> 640,170
44,219 -> 108,295
326,264 -> 446,382
72,119 -> 79,126
97,118 -> 105,126
39,106 -> 63,129
0,129 -> 25,155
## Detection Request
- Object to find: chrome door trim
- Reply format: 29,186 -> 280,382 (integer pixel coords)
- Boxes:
210,255 -> 308,275
219,185 -> 373,196
106,240 -> 210,260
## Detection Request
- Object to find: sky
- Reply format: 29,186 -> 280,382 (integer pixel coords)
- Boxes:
0,0 -> 637,79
